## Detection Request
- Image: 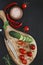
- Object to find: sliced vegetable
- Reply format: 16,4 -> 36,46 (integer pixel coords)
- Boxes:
7,14 -> 22,29
19,55 -> 27,64
17,40 -> 25,46
27,52 -> 32,57
22,59 -> 27,64
19,35 -> 23,40
9,31 -> 33,43
19,55 -> 25,60
30,44 -> 35,50
23,36 -> 26,41
19,48 -> 26,55
4,2 -> 17,11
26,36 -> 33,43
9,31 -> 21,39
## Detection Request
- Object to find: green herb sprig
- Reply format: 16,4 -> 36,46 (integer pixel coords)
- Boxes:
3,55 -> 12,65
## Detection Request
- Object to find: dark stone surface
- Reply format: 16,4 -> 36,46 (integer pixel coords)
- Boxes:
0,0 -> 43,65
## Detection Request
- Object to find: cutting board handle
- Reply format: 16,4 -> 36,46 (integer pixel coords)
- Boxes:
0,10 -> 7,22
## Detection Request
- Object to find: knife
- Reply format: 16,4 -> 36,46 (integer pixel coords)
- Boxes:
5,39 -> 18,60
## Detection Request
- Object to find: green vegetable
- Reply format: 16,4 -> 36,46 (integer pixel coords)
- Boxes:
3,55 -> 11,65
3,21 -> 9,30
9,31 -> 21,39
23,36 -> 26,41
9,31 -> 33,43
19,35 -> 23,40
26,36 -> 33,43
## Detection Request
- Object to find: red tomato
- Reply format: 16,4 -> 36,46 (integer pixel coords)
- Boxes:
22,59 -> 27,64
19,55 -> 24,60
19,48 -> 26,54
22,3 -> 27,9
17,40 -> 25,46
30,44 -> 35,50
27,52 -> 32,57
24,26 -> 29,32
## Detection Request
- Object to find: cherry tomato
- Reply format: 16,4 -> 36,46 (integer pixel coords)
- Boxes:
24,26 -> 29,32
22,59 -> 27,64
19,48 -> 26,54
30,44 -> 35,50
19,55 -> 25,60
17,40 -> 25,46
27,52 -> 32,57
22,3 -> 27,9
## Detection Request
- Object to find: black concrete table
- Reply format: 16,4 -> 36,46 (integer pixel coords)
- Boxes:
0,0 -> 43,65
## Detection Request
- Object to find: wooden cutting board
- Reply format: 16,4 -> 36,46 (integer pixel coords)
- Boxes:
0,10 -> 37,65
